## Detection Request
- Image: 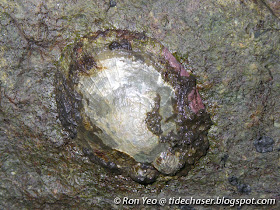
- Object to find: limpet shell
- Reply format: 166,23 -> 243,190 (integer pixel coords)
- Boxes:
56,30 -> 212,184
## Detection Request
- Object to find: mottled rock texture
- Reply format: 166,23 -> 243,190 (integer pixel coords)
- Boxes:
0,0 -> 279,209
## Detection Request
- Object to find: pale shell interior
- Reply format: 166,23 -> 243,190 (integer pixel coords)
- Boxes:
78,51 -> 176,163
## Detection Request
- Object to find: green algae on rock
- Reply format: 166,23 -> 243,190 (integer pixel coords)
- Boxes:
56,30 -> 212,184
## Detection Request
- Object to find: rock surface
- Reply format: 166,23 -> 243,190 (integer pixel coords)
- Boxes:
0,0 -> 279,209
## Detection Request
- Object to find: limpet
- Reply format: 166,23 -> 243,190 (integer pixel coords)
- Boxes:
56,30 -> 212,184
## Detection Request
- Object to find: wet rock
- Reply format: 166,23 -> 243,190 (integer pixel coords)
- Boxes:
254,136 -> 275,153
1,0 -> 280,208
109,0 -> 117,8
108,40 -> 132,50
228,176 -> 251,194
237,183 -> 251,194
129,163 -> 159,184
179,205 -> 196,210
220,154 -> 229,167
106,0 -> 117,12
228,176 -> 239,186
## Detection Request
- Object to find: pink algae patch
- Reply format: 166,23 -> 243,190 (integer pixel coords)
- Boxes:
162,48 -> 205,113
162,48 -> 190,77
188,89 -> 205,114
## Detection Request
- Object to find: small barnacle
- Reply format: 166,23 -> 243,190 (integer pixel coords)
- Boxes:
56,30 -> 212,184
